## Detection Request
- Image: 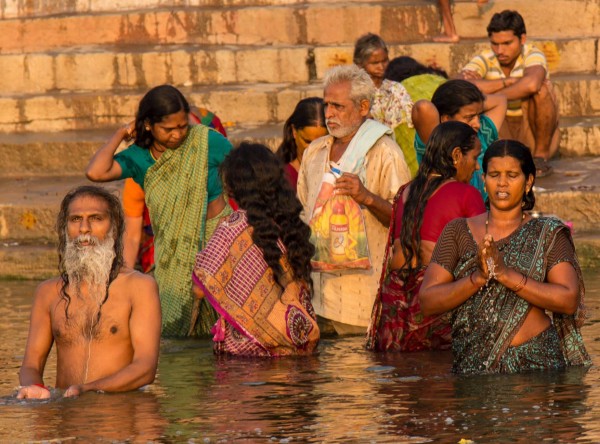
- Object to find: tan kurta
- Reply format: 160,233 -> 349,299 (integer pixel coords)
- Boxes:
297,131 -> 411,328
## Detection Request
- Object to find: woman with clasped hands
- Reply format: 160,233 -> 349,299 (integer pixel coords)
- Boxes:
419,139 -> 590,374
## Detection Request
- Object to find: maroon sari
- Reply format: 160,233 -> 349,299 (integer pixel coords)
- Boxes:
366,183 -> 452,352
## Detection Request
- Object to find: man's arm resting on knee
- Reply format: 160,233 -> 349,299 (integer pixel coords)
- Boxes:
17,281 -> 56,399
460,65 -> 546,100
498,65 -> 546,100
65,276 -> 161,397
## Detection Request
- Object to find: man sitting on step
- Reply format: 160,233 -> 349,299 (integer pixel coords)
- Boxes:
17,185 -> 161,399
458,9 -> 559,177
297,64 -> 411,335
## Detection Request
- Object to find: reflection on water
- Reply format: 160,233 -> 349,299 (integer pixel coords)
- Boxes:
1,273 -> 600,442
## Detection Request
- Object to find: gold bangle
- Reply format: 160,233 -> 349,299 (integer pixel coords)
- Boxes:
512,273 -> 528,293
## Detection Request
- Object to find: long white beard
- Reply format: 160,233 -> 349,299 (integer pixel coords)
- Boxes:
63,233 -> 116,306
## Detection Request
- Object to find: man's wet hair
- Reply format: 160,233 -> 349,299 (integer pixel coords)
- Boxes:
56,185 -> 125,319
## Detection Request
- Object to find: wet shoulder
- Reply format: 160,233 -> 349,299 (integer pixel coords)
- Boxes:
36,277 -> 63,305
116,268 -> 158,301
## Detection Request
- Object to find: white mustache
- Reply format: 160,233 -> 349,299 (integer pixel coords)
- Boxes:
74,234 -> 99,247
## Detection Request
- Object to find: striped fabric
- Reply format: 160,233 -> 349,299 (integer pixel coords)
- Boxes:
462,44 -> 548,117
145,125 -> 213,337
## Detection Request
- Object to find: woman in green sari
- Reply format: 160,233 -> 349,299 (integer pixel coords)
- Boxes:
86,85 -> 232,337
420,139 -> 590,374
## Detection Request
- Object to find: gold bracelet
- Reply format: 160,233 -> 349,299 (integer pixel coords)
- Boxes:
512,273 -> 528,292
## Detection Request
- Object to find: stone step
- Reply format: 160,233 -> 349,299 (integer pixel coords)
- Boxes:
1,37 -> 596,95
534,156 -> 600,232
0,126 -> 282,177
0,243 -> 57,280
0,74 -> 597,134
1,0 -> 598,55
0,119 -> 595,179
1,117 -> 599,178
1,156 -> 599,243
0,176 -> 122,242
0,3 -> 439,54
0,0 -> 421,20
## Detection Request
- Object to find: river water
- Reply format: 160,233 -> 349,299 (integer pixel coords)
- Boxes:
1,273 -> 599,443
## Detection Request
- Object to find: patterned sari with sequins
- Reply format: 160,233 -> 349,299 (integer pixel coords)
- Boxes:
192,211 -> 320,357
431,217 -> 591,374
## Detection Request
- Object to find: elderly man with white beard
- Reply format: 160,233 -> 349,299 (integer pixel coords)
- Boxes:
17,186 -> 161,399
297,64 -> 411,335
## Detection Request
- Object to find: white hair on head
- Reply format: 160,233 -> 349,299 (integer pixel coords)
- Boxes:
323,65 -> 375,106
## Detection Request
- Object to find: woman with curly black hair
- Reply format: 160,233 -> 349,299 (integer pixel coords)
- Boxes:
193,143 -> 320,356
367,121 -> 486,352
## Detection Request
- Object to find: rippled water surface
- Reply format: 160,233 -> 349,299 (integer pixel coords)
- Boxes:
1,272 -> 600,443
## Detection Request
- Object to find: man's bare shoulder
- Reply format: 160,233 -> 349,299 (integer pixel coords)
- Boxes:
34,277 -> 63,304
115,268 -> 159,301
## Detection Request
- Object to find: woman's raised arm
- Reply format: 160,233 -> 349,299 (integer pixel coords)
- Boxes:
86,124 -> 132,182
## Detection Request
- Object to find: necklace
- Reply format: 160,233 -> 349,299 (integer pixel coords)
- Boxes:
485,211 -> 525,235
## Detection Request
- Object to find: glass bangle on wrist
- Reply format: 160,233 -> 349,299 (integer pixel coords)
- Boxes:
512,273 -> 528,292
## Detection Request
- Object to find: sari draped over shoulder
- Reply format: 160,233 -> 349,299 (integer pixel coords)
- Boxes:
366,183 -> 452,351
434,217 -> 591,374
193,211 -> 320,357
145,125 -> 220,337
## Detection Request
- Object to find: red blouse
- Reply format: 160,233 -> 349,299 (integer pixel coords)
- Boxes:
394,181 -> 486,242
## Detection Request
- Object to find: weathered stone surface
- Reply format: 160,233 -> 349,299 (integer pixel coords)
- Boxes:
0,244 -> 57,280
314,38 -> 598,81
0,176 -> 121,241
0,4 -> 441,54
2,117 -> 599,177
0,74 -> 595,133
534,157 -> 600,231
454,0 -> 600,39
10,37 -> 596,96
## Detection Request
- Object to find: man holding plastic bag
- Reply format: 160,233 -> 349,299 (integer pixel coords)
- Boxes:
298,65 -> 411,335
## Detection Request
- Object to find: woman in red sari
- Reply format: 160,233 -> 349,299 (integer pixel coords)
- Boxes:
367,121 -> 486,352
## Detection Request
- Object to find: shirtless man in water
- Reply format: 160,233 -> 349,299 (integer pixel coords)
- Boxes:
17,186 -> 161,399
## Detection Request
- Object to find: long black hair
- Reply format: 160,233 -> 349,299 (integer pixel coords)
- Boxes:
276,97 -> 325,164
431,79 -> 484,118
221,142 -> 315,288
134,84 -> 190,149
56,185 -> 125,319
399,121 -> 478,272
483,139 -> 536,210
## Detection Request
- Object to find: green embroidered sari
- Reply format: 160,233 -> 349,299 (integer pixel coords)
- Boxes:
431,217 -> 591,374
145,125 -> 227,337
